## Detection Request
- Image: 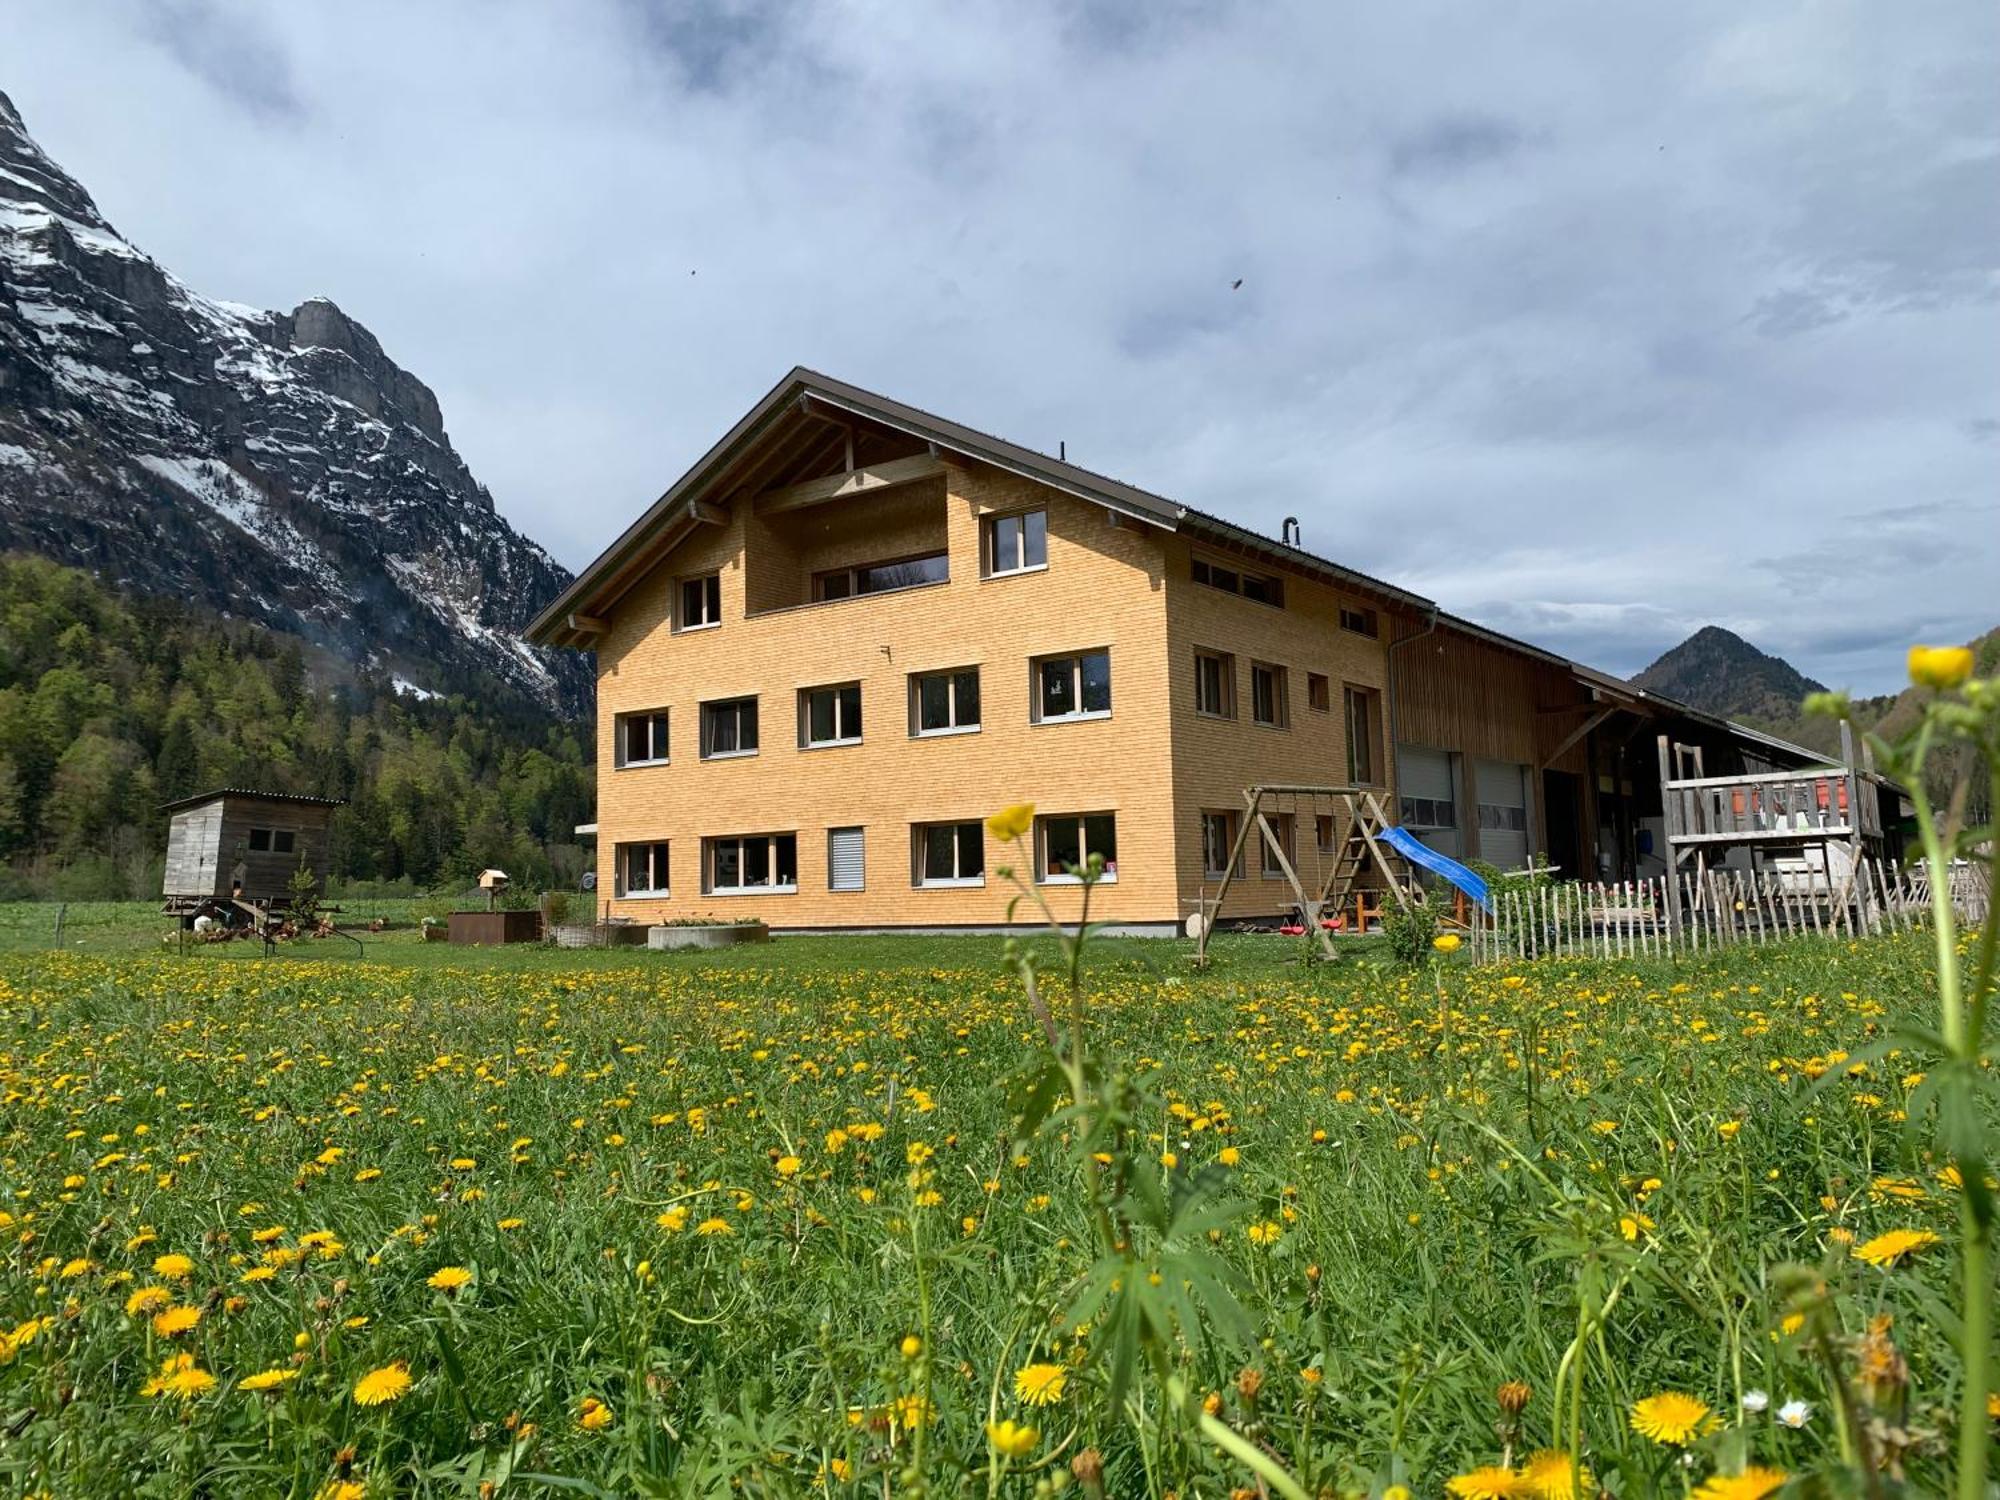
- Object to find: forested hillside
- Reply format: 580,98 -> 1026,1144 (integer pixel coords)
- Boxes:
0,554 -> 592,900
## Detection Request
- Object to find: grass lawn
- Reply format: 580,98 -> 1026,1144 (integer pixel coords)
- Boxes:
0,901 -> 1982,1498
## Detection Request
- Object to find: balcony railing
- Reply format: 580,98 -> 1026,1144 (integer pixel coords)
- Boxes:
1662,767 -> 1882,847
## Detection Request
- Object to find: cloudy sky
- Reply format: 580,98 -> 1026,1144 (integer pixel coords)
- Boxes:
10,1 -> 1996,692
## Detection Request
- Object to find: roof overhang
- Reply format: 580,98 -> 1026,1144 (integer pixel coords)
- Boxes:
528,366 -> 1437,648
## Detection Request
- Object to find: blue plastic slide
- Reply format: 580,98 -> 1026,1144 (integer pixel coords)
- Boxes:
1378,826 -> 1492,913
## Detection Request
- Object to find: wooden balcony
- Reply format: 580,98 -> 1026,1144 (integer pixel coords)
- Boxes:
1662,766 -> 1881,851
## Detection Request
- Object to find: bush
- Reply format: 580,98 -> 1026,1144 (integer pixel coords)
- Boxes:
1381,898 -> 1439,966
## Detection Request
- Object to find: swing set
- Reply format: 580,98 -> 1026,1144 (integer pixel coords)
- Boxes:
1191,784 -> 1421,966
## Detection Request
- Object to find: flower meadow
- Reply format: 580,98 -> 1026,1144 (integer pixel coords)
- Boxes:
0,926 -> 1990,1499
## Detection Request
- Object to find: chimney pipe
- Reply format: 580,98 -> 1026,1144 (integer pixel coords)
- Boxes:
1281,516 -> 1300,546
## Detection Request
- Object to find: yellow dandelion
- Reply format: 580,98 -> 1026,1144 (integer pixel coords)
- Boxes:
694,1216 -> 732,1236
1852,1228 -> 1939,1267
1432,933 -> 1461,953
1013,1361 -> 1067,1406
152,1304 -> 202,1337
1518,1450 -> 1591,1500
240,1368 -> 299,1393
125,1285 -> 172,1317
151,1252 -> 195,1281
1247,1220 -> 1282,1246
353,1362 -> 411,1406
1446,1467 -> 1518,1500
578,1395 -> 614,1430
426,1265 -> 473,1292
1630,1391 -> 1713,1446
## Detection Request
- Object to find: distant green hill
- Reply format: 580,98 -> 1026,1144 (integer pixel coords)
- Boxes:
0,553 -> 593,901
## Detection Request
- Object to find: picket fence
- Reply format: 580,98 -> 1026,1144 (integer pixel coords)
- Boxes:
1465,858 -> 1992,963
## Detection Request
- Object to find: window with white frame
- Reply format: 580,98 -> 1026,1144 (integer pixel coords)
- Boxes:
1033,649 -> 1111,722
616,709 -> 670,767
1251,661 -> 1289,728
699,696 -> 758,758
679,574 -> 721,630
618,840 -> 670,897
1200,810 -> 1239,879
983,510 -> 1047,577
1193,649 -> 1235,718
704,832 -> 798,894
799,682 -> 862,748
1038,812 -> 1118,883
913,821 -> 985,886
910,668 -> 980,735
827,827 -> 865,891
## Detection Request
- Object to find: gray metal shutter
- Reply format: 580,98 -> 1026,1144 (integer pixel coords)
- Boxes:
828,827 -> 865,891
1396,744 -> 1462,859
1474,759 -> 1530,870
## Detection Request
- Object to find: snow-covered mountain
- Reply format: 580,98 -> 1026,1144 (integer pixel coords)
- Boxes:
0,90 -> 588,713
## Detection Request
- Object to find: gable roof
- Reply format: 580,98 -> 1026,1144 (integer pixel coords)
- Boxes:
526,366 -> 1433,647
160,788 -> 347,814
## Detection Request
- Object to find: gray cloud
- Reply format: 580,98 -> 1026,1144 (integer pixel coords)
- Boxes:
6,0 -> 1995,696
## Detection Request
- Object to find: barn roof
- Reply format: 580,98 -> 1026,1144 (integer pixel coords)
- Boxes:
159,788 -> 348,814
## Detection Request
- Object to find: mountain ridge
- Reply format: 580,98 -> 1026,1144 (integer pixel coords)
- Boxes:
0,89 -> 587,714
1632,625 -> 1828,727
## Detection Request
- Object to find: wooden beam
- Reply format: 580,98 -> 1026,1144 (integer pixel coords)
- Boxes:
754,454 -> 946,515
567,612 -> 607,635
1544,705 -> 1614,767
686,499 -> 728,525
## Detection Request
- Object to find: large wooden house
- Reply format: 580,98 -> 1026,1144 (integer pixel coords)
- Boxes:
528,368 -> 1852,933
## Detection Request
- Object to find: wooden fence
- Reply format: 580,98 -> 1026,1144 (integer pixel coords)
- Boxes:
1466,859 -> 1992,963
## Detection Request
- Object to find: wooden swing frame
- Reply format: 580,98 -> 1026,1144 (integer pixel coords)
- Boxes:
1192,784 -> 1416,966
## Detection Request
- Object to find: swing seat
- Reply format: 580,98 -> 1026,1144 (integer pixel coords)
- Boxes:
1278,923 -> 1307,936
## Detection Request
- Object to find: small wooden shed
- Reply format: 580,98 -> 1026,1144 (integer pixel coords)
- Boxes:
162,789 -> 344,907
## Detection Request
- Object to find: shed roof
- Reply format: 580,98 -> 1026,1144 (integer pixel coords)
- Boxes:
159,789 -> 348,815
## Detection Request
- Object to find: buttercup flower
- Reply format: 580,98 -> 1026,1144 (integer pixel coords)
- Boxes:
1432,933 -> 1461,953
1907,644 -> 1973,691
986,804 -> 1035,841
986,1418 -> 1038,1458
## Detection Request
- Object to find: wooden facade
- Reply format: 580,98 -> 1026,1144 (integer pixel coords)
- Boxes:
161,790 -> 342,904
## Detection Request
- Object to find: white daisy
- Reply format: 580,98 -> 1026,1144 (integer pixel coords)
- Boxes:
1741,1389 -> 1769,1414
1777,1398 -> 1813,1429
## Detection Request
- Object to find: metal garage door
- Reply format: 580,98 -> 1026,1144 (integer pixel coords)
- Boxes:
1396,744 -> 1462,859
1474,758 -> 1531,871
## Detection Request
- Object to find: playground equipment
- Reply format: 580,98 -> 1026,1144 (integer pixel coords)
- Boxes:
1190,785 -> 1497,966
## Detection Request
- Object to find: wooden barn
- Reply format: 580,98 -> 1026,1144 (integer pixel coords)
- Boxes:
161,789 -> 343,913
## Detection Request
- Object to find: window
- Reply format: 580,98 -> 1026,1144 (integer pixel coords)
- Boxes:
812,552 -> 948,601
1478,802 -> 1529,833
679,574 -> 721,630
616,709 -> 670,767
1038,812 -> 1118,884
618,841 -> 670,897
1192,555 -> 1284,609
1316,813 -> 1336,854
246,828 -> 295,854
911,668 -> 981,735
1344,685 -> 1380,784
704,833 -> 798,894
1340,605 -> 1379,638
1200,810 -> 1240,879
828,827 -> 865,892
700,697 -> 759,759
914,821 -> 986,886
1250,661 -> 1289,728
1193,650 -> 1235,718
1259,811 -> 1296,879
1307,673 -> 1330,712
1034,650 -> 1111,722
799,683 -> 862,748
984,510 -> 1048,577
1401,795 -> 1457,830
